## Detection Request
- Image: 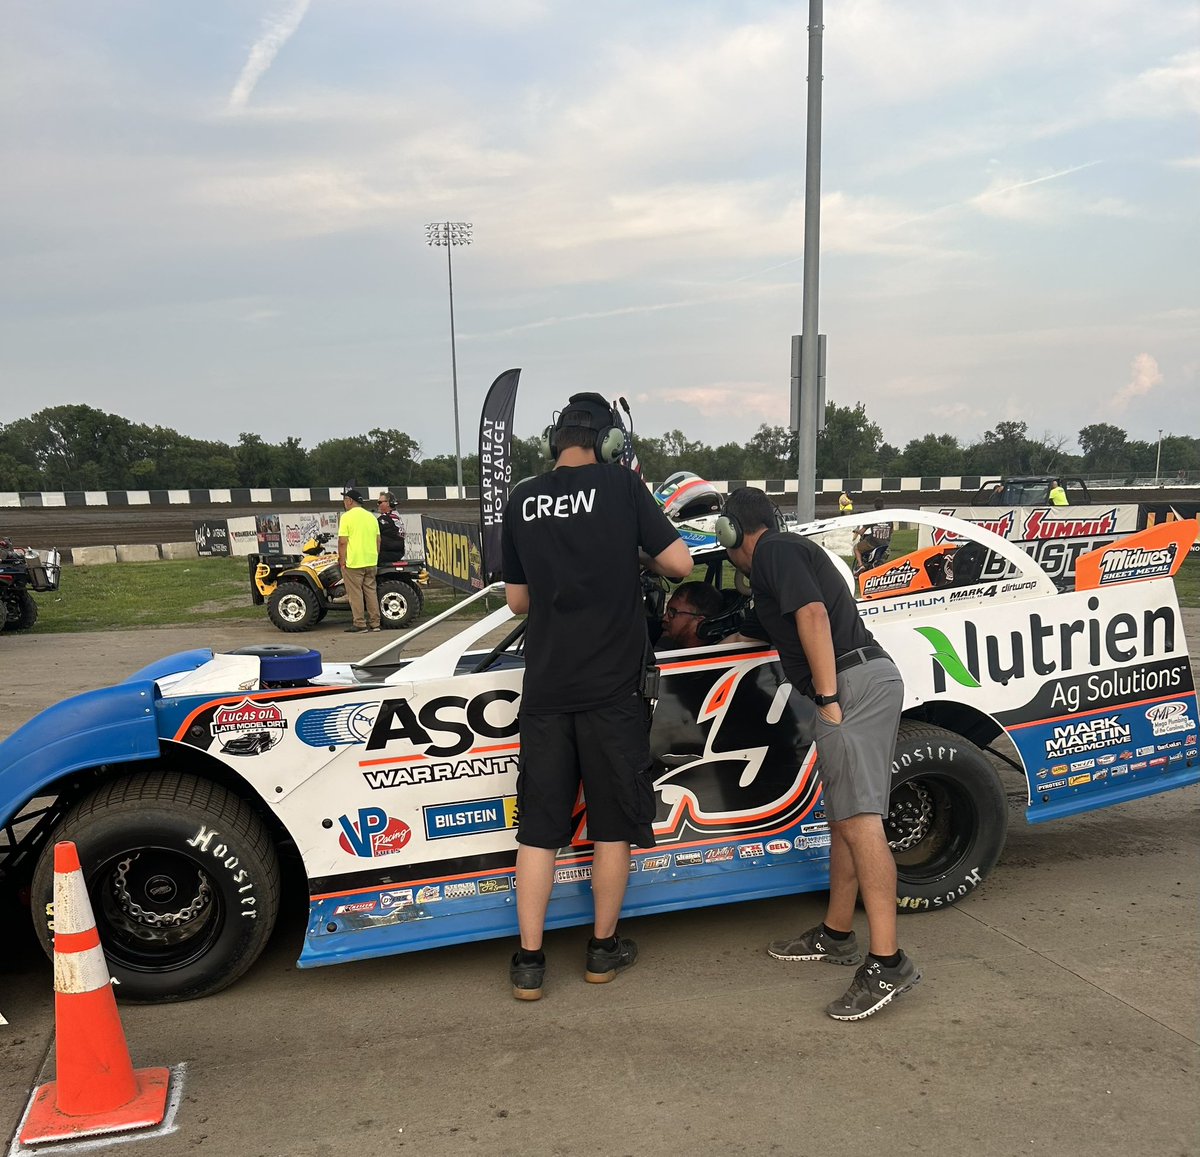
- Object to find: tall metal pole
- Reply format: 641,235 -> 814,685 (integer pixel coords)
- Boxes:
425,221 -> 473,495
795,0 -> 824,522
1155,428 -> 1163,485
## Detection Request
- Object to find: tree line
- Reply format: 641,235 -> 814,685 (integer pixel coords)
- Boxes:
0,403 -> 1195,492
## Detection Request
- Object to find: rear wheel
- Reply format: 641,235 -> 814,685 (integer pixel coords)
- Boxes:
2,590 -> 37,631
267,582 -> 320,632
888,721 -> 1008,911
378,577 -> 423,629
31,772 -> 280,1002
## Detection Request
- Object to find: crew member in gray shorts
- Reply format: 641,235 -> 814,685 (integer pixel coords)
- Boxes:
719,487 -> 921,1021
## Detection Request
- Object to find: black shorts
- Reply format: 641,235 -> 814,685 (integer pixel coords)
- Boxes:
516,692 -> 657,849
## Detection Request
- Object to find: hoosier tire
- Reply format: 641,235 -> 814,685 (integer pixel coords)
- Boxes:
31,771 -> 280,1002
887,721 -> 1008,912
378,576 -> 423,629
267,582 -> 320,632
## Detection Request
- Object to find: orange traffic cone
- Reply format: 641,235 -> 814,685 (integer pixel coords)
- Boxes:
19,841 -> 171,1145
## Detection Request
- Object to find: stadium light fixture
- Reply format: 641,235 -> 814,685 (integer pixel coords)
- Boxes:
425,221 -> 473,495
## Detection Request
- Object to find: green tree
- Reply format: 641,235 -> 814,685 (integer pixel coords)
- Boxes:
900,433 -> 964,477
816,402 -> 883,478
1078,423 -> 1129,472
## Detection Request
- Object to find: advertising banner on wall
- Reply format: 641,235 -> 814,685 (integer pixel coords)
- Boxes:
227,516 -> 260,557
255,514 -> 283,556
280,511 -> 340,554
193,520 -> 231,558
1139,502 -> 1200,555
918,505 -> 1141,585
421,517 -> 484,593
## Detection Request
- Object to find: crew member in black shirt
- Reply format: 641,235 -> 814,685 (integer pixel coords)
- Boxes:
502,392 -> 692,1001
719,486 -> 921,1021
375,492 -> 406,565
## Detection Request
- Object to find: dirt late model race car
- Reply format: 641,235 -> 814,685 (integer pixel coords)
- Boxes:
0,511 -> 1196,1002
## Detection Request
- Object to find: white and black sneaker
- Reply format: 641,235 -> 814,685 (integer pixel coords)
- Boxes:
826,952 -> 922,1021
767,924 -> 862,965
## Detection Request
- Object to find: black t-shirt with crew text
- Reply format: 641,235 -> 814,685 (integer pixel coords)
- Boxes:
502,463 -> 680,713
750,531 -> 876,687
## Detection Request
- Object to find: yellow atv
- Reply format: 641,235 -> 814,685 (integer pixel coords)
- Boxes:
250,533 -> 428,633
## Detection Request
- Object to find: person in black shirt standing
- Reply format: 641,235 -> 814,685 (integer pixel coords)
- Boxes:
375,491 -> 406,565
719,486 -> 921,1021
501,392 -> 692,1001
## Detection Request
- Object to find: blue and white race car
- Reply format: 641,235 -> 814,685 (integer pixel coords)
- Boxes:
0,510 -> 1196,1001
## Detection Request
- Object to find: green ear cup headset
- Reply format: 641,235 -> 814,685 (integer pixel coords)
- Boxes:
541,392 -> 626,464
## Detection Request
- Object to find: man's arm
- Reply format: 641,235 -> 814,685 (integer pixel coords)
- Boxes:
794,602 -> 841,723
642,537 -> 693,580
505,583 -> 530,615
338,535 -> 348,567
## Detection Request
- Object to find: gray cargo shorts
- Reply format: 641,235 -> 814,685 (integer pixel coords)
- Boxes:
807,656 -> 904,821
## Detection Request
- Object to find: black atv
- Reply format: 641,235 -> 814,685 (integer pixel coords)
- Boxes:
0,540 -> 62,631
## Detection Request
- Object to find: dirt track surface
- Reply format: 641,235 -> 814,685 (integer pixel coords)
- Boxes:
2,622 -> 1198,1156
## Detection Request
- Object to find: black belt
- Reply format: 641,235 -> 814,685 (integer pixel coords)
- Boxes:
834,645 -> 890,673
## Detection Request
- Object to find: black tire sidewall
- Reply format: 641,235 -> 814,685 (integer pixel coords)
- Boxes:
890,726 -> 1008,912
31,793 -> 277,1002
378,577 -> 421,628
268,582 -> 319,632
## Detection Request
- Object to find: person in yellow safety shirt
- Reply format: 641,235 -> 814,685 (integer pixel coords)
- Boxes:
838,491 -> 853,515
1048,480 -> 1068,506
338,486 -> 382,632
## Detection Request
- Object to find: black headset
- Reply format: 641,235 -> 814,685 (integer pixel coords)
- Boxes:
540,392 -> 626,464
715,500 -> 787,550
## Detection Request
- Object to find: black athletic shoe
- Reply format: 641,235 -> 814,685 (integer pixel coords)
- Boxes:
585,936 -> 638,984
343,626 -> 367,633
767,924 -> 862,965
826,952 -> 922,1021
510,952 -> 545,1001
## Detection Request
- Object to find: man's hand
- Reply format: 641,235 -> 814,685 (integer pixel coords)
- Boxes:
816,701 -> 842,726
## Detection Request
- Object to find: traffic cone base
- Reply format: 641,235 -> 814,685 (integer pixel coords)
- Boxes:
20,1066 -> 171,1145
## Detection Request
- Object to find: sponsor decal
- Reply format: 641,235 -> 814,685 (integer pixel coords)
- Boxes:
1149,756 -> 1168,767
423,796 -> 518,840
1169,752 -> 1184,764
211,698 -> 288,755
1111,764 -> 1129,776
554,866 -> 592,883
364,753 -> 519,789
1095,543 -> 1179,584
673,852 -> 704,867
1051,764 -> 1068,775
1157,740 -> 1183,751
641,853 -> 671,871
443,881 -> 478,899
1067,774 -> 1092,787
766,839 -> 792,855
1130,760 -> 1148,771
800,822 -> 829,834
1187,734 -> 1197,746
918,601 -> 1179,695
703,846 -> 735,863
1036,768 -> 1051,780
1040,778 -> 1067,792
1022,508 -> 1119,541
1135,745 -> 1155,757
1092,769 -> 1108,781
337,808 -> 412,858
478,877 -> 513,895
1044,717 -> 1132,758
862,560 -> 919,598
379,889 -> 414,909
1096,754 -> 1117,766
1146,701 -> 1197,737
334,900 -> 378,915
1119,750 -> 1133,759
414,885 -> 442,903
365,689 -> 520,759
296,703 -> 377,747
793,834 -> 832,851
737,843 -> 765,859
1069,758 -> 1095,772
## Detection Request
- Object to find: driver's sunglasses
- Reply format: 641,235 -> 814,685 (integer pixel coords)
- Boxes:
665,606 -> 703,620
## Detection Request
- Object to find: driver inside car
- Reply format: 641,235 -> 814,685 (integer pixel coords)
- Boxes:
657,581 -> 723,650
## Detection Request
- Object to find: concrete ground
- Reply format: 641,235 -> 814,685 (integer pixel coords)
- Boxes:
2,621 -> 1198,1157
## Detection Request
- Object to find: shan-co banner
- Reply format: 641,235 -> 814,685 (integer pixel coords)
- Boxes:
421,517 -> 484,593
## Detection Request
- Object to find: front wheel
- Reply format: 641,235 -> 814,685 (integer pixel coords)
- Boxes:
31,772 -> 280,1002
888,721 -> 1009,912
267,582 -> 320,632
378,577 -> 423,629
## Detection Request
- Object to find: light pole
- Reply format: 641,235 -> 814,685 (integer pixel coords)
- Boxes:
425,221 -> 473,495
1155,428 -> 1163,485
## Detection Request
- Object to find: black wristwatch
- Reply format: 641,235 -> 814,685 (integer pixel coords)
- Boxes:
813,692 -> 839,707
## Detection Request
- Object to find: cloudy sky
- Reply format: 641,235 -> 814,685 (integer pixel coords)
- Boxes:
2,1 -> 1196,459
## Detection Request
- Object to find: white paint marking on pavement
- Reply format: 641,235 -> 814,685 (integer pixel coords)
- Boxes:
6,1062 -> 187,1157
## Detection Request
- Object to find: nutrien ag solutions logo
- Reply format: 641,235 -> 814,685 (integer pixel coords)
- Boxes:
916,599 -> 1179,694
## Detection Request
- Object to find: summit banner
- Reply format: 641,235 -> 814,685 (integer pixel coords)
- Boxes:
478,368 -> 520,583
918,504 -> 1141,585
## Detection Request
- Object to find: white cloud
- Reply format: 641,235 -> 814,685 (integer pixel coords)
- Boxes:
227,0 -> 312,113
1111,352 -> 1164,410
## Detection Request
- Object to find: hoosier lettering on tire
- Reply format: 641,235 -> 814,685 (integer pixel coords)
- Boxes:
887,721 -> 1009,911
30,771 -> 280,1002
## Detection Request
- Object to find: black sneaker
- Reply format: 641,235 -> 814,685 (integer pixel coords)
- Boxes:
767,924 -> 862,965
510,952 -> 545,1001
826,952 -> 922,1021
584,935 -> 638,984
344,626 -> 366,634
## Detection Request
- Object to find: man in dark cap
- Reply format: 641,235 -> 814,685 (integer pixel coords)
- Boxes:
376,491 -> 406,565
338,486 -> 381,632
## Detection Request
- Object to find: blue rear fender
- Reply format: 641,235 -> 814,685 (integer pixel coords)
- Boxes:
0,682 -> 163,827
